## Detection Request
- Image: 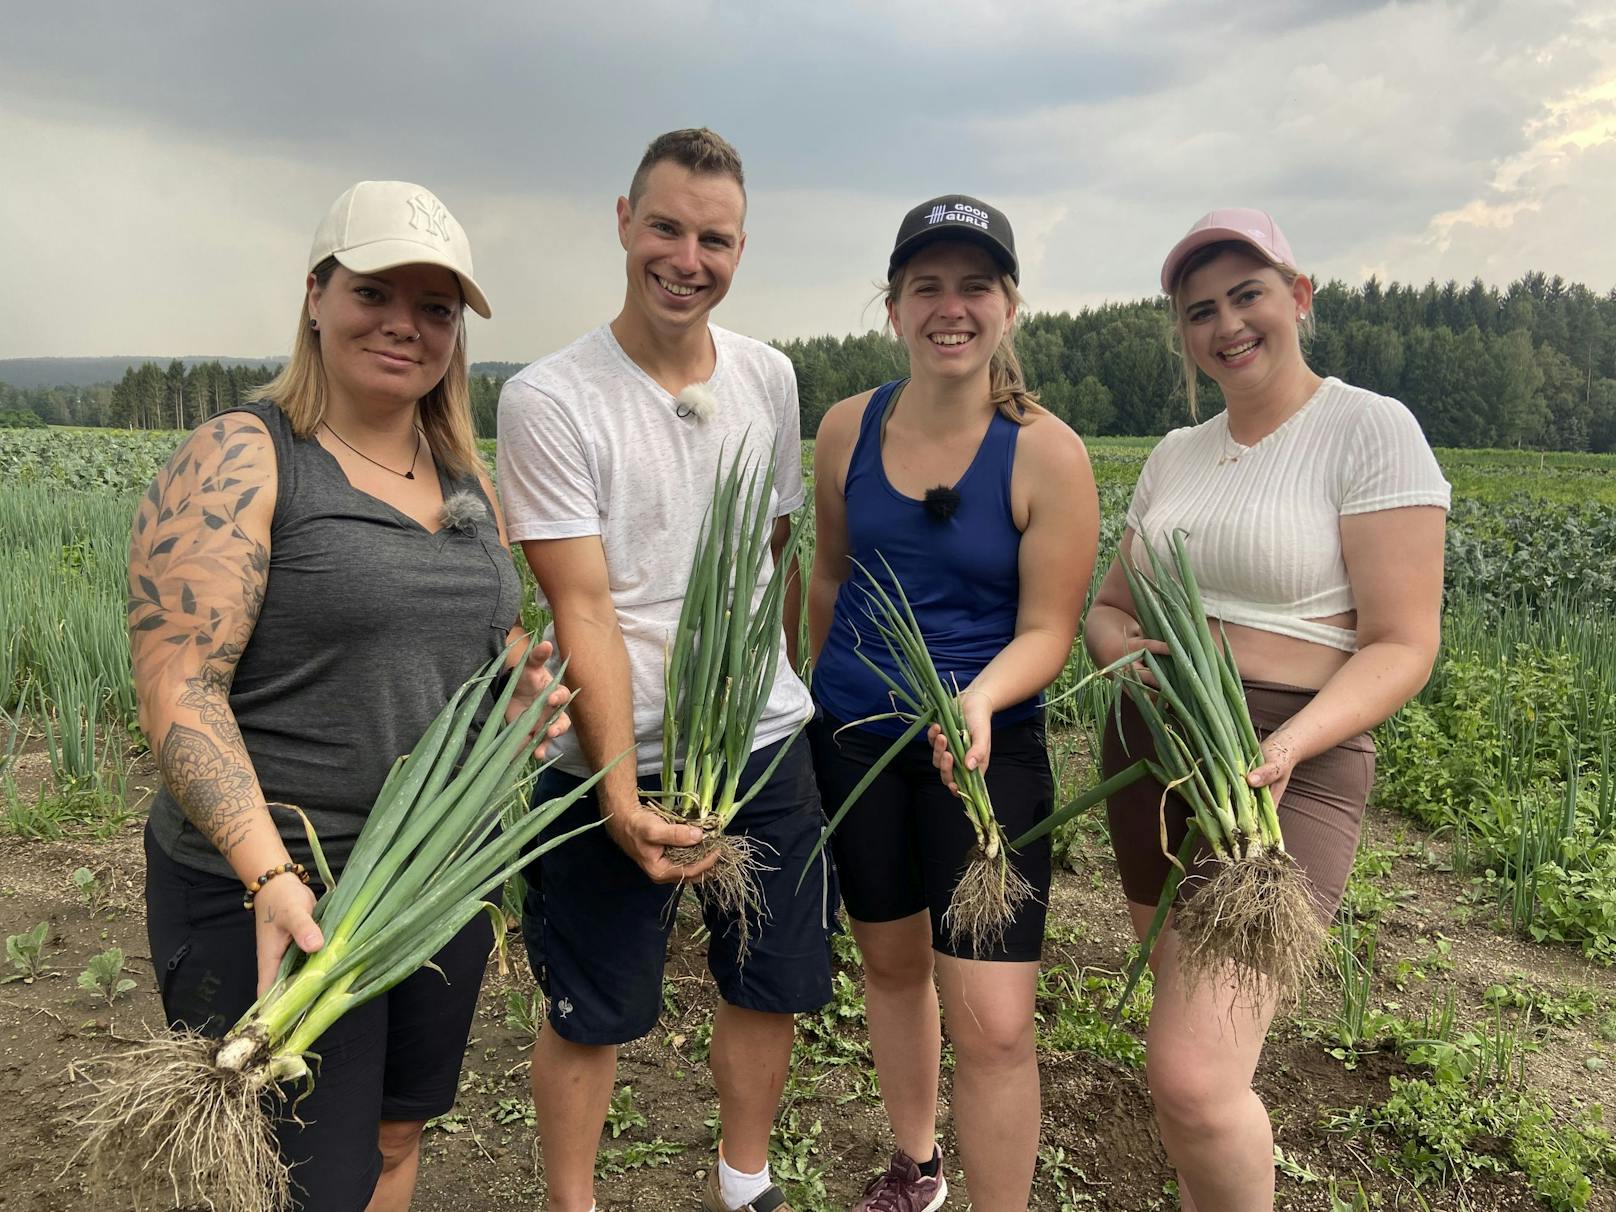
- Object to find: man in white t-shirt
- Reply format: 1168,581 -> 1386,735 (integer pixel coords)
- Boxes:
498,129 -> 832,1212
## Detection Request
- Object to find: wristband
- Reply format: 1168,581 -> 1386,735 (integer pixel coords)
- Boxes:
243,861 -> 310,910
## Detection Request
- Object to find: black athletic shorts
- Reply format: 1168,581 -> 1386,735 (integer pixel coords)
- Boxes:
521,732 -> 838,1045
809,709 -> 1053,962
144,824 -> 492,1212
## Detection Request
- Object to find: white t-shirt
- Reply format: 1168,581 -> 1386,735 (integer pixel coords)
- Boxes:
1125,377 -> 1451,652
497,323 -> 813,776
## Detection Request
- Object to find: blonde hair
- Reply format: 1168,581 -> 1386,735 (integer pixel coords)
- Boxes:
247,258 -> 482,480
883,257 -> 1043,425
1167,240 -> 1316,420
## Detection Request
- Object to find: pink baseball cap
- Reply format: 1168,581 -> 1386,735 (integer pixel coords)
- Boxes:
1159,208 -> 1296,295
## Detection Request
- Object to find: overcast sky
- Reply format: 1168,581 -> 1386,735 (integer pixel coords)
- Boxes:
3,1 -> 1613,363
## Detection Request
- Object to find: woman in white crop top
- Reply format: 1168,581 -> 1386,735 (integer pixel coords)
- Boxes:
1082,209 -> 1449,1212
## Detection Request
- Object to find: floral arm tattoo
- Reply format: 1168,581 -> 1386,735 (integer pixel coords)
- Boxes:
128,416 -> 275,861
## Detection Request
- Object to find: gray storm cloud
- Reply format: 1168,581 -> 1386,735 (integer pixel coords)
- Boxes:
1,0 -> 1611,361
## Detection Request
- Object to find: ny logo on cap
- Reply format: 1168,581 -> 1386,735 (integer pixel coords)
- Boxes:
407,194 -> 452,243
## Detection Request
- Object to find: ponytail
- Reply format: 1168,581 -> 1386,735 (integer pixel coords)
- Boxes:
987,288 -> 1041,425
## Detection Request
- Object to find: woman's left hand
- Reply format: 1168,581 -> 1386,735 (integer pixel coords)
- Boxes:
1245,735 -> 1296,807
506,640 -> 573,760
928,688 -> 994,797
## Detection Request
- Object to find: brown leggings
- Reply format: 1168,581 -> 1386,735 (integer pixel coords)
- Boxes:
1102,680 -> 1375,923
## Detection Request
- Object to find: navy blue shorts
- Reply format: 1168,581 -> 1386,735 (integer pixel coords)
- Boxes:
521,733 -> 838,1045
809,710 -> 1054,962
144,824 -> 491,1212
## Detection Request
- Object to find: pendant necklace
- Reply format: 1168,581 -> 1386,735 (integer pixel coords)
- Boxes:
1217,420 -> 1247,466
322,421 -> 422,480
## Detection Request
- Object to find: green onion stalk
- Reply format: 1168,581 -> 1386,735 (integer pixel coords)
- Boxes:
72,645 -> 617,1212
804,554 -> 1149,956
655,443 -> 808,951
1116,529 -> 1325,1009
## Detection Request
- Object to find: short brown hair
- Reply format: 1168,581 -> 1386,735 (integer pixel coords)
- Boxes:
627,128 -> 746,209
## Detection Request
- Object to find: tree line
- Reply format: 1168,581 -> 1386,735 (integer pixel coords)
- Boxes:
5,272 -> 1615,451
775,272 -> 1616,452
0,361 -> 282,430
0,360 -> 510,437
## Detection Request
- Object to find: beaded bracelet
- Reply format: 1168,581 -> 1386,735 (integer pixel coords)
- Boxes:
242,861 -> 310,910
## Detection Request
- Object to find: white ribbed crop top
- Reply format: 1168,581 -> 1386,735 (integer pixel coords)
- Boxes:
1125,377 -> 1450,652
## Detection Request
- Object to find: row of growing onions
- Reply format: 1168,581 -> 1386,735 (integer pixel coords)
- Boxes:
0,487 -> 136,828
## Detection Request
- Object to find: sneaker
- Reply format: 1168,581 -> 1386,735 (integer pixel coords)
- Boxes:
702,1165 -> 794,1212
851,1148 -> 947,1212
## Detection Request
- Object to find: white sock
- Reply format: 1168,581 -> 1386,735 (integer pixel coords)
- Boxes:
718,1151 -> 771,1209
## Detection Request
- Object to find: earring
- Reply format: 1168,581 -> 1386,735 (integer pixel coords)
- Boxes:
309,318 -> 320,331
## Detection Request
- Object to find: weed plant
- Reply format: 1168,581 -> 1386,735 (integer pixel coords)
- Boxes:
594,1138 -> 683,1177
4,763 -> 132,839
502,987 -> 543,1047
604,1086 -> 648,1139
1036,1144 -> 1102,1210
1035,965 -> 1149,1068
1327,1077 -> 1615,1211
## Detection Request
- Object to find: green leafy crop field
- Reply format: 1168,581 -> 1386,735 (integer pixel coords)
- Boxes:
1,426 -> 1613,1211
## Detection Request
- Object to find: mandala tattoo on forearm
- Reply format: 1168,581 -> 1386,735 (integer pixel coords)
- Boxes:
161,724 -> 261,856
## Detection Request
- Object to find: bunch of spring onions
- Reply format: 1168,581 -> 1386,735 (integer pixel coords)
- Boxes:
73,645 -> 613,1212
655,443 -> 806,948
1116,529 -> 1325,1007
808,554 -> 1146,955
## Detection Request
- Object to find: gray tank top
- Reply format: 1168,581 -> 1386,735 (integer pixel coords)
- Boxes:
147,400 -> 522,880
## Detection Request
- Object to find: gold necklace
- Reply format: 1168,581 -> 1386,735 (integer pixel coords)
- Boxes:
1217,423 -> 1247,466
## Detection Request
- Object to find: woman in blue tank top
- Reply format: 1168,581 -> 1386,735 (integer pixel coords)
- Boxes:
807,197 -> 1101,1211
129,182 -> 568,1212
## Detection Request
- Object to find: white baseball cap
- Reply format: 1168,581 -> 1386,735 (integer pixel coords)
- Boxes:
309,181 -> 492,318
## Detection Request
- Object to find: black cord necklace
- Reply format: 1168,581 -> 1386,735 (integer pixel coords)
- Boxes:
321,421 -> 422,480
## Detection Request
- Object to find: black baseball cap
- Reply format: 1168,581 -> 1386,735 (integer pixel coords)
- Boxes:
888,194 -> 1018,284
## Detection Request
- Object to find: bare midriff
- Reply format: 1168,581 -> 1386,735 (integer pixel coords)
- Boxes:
1213,611 -> 1356,690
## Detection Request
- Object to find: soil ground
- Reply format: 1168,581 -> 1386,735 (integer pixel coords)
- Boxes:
1,744 -> 1612,1212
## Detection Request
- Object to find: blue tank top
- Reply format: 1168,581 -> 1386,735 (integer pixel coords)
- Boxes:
814,380 -> 1038,737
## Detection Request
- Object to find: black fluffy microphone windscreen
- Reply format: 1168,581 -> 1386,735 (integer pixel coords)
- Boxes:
923,485 -> 961,522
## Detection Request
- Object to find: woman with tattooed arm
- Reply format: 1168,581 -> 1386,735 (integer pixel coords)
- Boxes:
129,181 -> 567,1212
